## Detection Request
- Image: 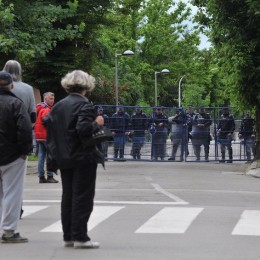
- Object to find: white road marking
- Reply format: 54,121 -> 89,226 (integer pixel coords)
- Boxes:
135,207 -> 203,233
151,183 -> 189,204
40,206 -> 124,232
232,210 -> 260,236
23,200 -> 188,205
22,206 -> 49,217
23,200 -> 61,203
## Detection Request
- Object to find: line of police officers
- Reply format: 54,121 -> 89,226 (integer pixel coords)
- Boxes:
96,105 -> 256,162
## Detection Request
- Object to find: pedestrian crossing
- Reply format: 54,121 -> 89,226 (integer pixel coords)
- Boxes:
135,207 -> 204,234
40,206 -> 124,232
21,205 -> 260,236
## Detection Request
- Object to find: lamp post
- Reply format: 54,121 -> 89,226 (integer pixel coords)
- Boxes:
115,50 -> 134,106
154,69 -> 170,106
178,75 -> 186,107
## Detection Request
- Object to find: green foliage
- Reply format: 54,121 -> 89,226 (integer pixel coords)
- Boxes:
1,0 -> 229,111
0,1 -> 79,59
191,0 -> 260,158
192,0 -> 260,109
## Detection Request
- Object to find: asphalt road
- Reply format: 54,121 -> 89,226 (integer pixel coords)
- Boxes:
1,161 -> 260,260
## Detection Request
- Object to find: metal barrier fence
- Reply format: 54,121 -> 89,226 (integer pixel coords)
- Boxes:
96,105 -> 256,162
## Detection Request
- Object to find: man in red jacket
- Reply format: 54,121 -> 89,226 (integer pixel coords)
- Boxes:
34,92 -> 58,183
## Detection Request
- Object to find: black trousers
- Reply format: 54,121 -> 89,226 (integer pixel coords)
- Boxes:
60,163 -> 97,242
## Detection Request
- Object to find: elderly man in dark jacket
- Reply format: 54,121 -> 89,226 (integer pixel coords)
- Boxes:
0,71 -> 32,243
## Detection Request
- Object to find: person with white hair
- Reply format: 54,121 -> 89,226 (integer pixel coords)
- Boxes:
3,60 -> 36,124
46,70 -> 103,249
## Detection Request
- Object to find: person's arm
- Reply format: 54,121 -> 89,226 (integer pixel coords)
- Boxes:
76,103 -> 103,140
28,86 -> 36,123
30,112 -> 36,124
16,102 -> 33,156
203,114 -> 212,128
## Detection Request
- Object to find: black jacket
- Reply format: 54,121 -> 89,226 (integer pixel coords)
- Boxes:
110,111 -> 130,134
0,89 -> 32,166
239,117 -> 255,138
217,113 -> 235,139
46,94 -> 103,169
131,111 -> 149,137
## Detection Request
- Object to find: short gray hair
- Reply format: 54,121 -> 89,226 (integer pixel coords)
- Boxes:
3,60 -> 22,81
61,70 -> 95,93
43,92 -> 55,99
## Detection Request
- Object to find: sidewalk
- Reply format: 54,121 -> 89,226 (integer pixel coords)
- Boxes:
26,159 -> 260,176
27,160 -> 38,175
246,159 -> 260,177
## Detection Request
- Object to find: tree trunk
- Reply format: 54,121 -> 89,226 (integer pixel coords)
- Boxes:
255,106 -> 260,160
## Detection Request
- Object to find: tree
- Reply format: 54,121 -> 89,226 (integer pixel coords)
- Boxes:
191,0 -> 260,159
0,0 -> 112,99
95,0 -> 211,107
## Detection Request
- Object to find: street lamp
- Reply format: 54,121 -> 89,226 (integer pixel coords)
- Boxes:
115,50 -> 134,106
178,75 -> 186,107
154,69 -> 170,106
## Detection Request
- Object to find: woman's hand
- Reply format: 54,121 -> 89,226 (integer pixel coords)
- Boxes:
95,116 -> 104,126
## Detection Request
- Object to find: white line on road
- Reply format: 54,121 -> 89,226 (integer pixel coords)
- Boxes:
40,206 -> 124,232
151,183 -> 189,204
135,207 -> 204,233
24,188 -> 260,195
23,200 -> 188,205
232,210 -> 260,236
22,206 -> 49,217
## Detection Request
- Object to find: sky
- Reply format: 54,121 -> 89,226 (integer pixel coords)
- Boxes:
177,0 -> 211,49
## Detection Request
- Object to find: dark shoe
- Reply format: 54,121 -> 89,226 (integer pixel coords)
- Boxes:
1,233 -> 28,243
227,160 -> 233,163
39,176 -> 47,183
47,176 -> 59,183
219,160 -> 225,163
168,157 -> 175,161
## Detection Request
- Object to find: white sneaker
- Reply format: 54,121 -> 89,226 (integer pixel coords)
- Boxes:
74,240 -> 100,249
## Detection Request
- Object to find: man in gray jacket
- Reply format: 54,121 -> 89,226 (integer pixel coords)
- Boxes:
0,71 -> 32,243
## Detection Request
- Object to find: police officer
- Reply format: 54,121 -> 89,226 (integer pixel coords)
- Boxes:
239,112 -> 255,161
150,107 -> 168,160
110,105 -> 130,160
130,106 -> 149,159
217,107 -> 235,163
168,108 -> 188,161
190,106 -> 212,161
97,106 -> 110,159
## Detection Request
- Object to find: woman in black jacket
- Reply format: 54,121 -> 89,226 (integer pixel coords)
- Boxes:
47,70 -> 104,249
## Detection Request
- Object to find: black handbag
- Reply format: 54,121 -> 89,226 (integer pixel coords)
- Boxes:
84,126 -> 113,147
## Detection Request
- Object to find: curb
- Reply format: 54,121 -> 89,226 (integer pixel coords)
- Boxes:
245,160 -> 260,178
